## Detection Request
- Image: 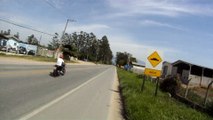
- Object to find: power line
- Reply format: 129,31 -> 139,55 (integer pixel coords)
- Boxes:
44,0 -> 68,18
0,18 -> 54,36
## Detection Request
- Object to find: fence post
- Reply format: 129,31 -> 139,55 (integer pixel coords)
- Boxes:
154,77 -> 160,96
141,75 -> 146,92
204,81 -> 213,106
184,78 -> 192,98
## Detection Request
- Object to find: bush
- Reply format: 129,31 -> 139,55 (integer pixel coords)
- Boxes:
160,77 -> 180,96
137,74 -> 145,78
0,53 -> 6,55
206,102 -> 213,116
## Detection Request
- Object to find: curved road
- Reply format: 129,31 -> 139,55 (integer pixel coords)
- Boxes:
0,64 -> 118,120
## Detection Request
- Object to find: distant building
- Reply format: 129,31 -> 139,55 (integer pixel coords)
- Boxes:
162,61 -> 173,78
0,34 -> 8,51
0,34 -> 37,55
131,62 -> 145,74
0,35 -> 20,52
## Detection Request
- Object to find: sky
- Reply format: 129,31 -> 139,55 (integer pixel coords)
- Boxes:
0,0 -> 213,68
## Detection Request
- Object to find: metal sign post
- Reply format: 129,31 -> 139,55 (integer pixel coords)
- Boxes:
144,50 -> 163,96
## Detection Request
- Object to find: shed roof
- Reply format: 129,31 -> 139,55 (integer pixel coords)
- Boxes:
132,62 -> 145,67
0,34 -> 8,39
4,35 -> 20,41
172,60 -> 213,71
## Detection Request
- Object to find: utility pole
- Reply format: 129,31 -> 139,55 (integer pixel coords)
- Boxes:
60,19 -> 75,45
39,35 -> 42,45
55,19 -> 76,58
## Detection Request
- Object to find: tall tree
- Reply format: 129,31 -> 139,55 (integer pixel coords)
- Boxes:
87,33 -> 98,61
14,32 -> 19,39
61,33 -> 72,45
116,52 -> 136,67
7,29 -> 11,35
50,31 -> 113,64
99,36 -> 113,64
48,33 -> 60,50
27,34 -> 39,45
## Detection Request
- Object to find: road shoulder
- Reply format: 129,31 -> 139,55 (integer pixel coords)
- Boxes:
108,67 -> 125,120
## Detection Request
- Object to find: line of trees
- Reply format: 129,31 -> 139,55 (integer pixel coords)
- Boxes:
0,29 -> 19,39
1,29 -> 113,64
48,31 -> 113,64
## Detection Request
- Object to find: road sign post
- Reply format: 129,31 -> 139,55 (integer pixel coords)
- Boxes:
144,50 -> 163,96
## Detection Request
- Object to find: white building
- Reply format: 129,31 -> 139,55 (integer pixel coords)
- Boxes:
163,60 -> 213,88
0,34 -> 37,55
131,62 -> 145,74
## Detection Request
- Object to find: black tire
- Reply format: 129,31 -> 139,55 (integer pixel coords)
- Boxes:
53,69 -> 58,76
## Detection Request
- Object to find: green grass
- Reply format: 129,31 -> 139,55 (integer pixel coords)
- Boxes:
179,87 -> 205,105
117,68 -> 212,120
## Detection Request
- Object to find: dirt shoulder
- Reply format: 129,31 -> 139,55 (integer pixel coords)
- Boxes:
0,56 -> 95,65
108,67 -> 125,120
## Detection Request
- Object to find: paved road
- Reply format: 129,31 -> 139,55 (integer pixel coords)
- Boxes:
0,64 -> 116,120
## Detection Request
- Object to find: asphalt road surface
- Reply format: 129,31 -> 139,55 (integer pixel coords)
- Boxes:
0,64 -> 116,120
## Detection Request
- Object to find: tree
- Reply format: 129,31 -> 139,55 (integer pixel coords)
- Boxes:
99,36 -> 113,64
1,29 -> 11,35
130,57 -> 137,63
27,34 -> 39,45
49,31 -> 113,64
7,29 -> 11,35
48,33 -> 60,50
116,52 -> 136,67
62,44 -> 78,59
116,52 -> 129,67
80,32 -> 90,60
14,32 -> 19,39
87,33 -> 99,61
61,33 -> 72,45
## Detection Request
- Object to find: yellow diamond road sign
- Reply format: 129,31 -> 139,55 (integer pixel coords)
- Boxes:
147,51 -> 162,68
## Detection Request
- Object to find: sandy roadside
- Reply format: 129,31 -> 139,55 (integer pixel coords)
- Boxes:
108,67 -> 125,120
0,56 -> 54,65
0,56 -> 95,65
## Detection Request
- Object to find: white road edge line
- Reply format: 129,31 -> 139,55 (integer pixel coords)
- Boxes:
18,67 -> 112,120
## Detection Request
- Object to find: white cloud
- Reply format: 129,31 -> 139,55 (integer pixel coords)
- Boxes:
68,24 -> 110,33
0,12 -> 55,45
0,21 -> 52,44
0,12 -> 34,27
45,0 -> 65,9
108,35 -> 180,62
140,20 -> 186,31
0,9 -> 111,45
53,23 -> 110,38
106,0 -> 213,17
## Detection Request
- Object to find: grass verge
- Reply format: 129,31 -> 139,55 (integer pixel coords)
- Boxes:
117,68 -> 212,120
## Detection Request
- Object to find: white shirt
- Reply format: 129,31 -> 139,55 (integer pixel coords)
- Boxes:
56,58 -> 64,66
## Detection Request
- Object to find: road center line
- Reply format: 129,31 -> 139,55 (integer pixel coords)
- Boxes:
18,67 -> 112,120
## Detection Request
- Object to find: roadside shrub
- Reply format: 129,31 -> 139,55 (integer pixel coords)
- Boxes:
206,102 -> 213,116
137,74 -> 145,79
160,77 -> 180,97
0,53 -> 6,55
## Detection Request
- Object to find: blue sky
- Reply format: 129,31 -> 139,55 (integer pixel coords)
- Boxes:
0,0 -> 213,67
